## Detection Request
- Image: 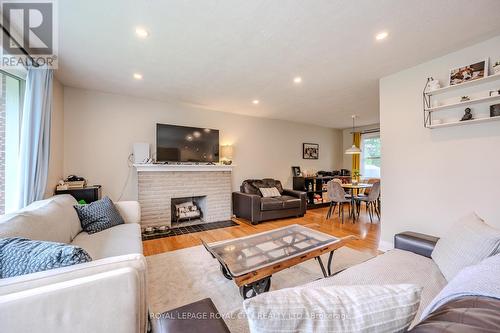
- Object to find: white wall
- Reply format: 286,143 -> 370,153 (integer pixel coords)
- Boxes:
45,78 -> 64,197
380,35 -> 500,248
63,88 -> 343,200
341,124 -> 379,171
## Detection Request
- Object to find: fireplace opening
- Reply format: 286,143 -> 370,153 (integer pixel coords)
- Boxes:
171,196 -> 207,227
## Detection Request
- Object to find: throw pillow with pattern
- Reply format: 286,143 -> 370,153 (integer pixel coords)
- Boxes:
74,196 -> 125,234
0,238 -> 92,278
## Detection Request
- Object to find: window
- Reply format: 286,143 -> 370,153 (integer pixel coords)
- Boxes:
0,70 -> 25,215
361,132 -> 381,179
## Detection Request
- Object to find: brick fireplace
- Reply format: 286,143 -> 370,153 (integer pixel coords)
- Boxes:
135,164 -> 232,229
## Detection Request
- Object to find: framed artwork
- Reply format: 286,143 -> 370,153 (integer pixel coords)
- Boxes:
291,166 -> 301,177
449,59 -> 488,86
303,143 -> 319,159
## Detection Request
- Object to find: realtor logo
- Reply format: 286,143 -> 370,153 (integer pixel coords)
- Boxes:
1,0 -> 58,68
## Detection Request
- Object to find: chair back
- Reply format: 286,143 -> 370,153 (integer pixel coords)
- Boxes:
367,181 -> 381,201
363,178 -> 379,195
327,181 -> 347,202
332,178 -> 343,185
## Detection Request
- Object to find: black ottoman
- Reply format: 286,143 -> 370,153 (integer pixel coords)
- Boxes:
154,298 -> 231,333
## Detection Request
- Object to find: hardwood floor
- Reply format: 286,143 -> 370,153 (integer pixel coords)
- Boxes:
142,205 -> 381,256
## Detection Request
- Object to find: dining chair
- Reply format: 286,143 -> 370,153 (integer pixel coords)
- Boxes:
355,181 -> 380,223
361,178 -> 379,196
358,178 -> 380,213
333,178 -> 351,199
326,180 -> 351,224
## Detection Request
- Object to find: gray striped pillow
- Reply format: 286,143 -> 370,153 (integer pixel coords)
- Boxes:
243,284 -> 422,333
431,212 -> 500,281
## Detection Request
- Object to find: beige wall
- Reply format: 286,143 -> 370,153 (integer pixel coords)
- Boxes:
45,78 -> 64,197
379,35 -> 500,249
63,87 -> 343,200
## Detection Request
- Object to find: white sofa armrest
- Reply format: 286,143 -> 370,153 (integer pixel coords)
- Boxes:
0,254 -> 148,333
115,201 -> 141,224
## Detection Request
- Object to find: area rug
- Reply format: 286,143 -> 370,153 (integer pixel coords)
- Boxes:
146,245 -> 375,317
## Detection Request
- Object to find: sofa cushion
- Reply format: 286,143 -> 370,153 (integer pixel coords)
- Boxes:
74,197 -> 125,234
260,197 -> 284,211
0,237 -> 91,278
302,249 -> 447,326
420,253 -> 500,320
0,195 -> 82,244
431,212 -> 500,281
276,195 -> 301,209
241,179 -> 284,196
71,223 -> 143,260
410,296 -> 500,333
243,284 -> 422,333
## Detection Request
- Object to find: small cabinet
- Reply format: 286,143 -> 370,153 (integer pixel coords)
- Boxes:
55,185 -> 102,203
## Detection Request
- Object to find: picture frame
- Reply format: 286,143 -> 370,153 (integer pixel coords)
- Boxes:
291,166 -> 301,177
303,143 -> 319,160
491,103 -> 500,118
449,59 -> 488,86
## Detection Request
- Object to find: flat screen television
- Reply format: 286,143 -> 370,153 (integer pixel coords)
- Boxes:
156,123 -> 219,163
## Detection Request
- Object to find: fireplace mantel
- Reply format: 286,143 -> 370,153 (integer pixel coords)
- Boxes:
134,163 -> 233,172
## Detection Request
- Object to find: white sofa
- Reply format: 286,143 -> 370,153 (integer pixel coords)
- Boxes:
0,195 -> 147,333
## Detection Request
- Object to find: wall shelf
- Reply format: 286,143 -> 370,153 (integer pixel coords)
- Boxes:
427,116 -> 500,129
425,73 -> 500,96
425,94 -> 500,113
423,69 -> 500,128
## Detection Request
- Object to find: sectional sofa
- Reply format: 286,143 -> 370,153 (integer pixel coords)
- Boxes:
0,195 -> 147,333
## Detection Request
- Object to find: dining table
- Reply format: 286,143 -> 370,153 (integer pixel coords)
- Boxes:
341,183 -> 373,220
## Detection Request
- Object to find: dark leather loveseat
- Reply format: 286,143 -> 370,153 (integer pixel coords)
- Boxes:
232,179 -> 306,224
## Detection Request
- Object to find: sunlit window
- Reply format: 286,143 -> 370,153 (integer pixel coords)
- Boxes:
361,133 -> 381,179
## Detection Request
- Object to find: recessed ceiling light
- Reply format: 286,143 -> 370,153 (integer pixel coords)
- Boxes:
135,27 -> 149,38
133,73 -> 143,80
375,31 -> 389,41
252,99 -> 260,105
293,76 -> 302,84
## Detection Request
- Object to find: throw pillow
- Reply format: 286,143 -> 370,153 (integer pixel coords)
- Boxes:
259,187 -> 281,198
420,253 -> 500,320
0,238 -> 92,278
431,212 -> 500,281
74,196 -> 125,234
243,284 -> 422,333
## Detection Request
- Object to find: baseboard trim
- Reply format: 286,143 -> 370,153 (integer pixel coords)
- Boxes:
378,240 -> 394,253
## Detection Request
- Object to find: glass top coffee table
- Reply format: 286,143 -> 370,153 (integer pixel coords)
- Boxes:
201,224 -> 355,299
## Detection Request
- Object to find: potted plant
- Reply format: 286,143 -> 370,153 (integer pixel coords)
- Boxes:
494,61 -> 500,75
352,169 -> 361,185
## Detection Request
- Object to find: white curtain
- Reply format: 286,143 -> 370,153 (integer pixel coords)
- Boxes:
16,66 -> 53,209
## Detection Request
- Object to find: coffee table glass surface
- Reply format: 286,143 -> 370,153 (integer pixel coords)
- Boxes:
204,224 -> 340,276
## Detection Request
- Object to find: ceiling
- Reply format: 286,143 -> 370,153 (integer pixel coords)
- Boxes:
57,0 -> 500,128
